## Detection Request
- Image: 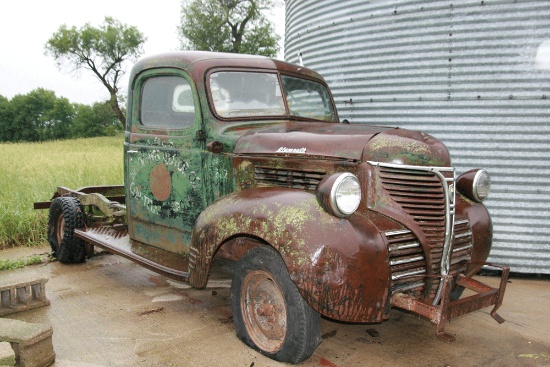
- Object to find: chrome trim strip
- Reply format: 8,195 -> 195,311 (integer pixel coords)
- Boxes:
454,231 -> 472,239
385,229 -> 412,237
390,255 -> 425,266
392,269 -> 426,280
453,244 -> 473,253
389,241 -> 421,252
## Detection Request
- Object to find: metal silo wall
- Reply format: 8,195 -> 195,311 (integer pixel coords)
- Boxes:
285,0 -> 550,274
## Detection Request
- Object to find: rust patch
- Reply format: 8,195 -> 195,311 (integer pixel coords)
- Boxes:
150,163 -> 171,201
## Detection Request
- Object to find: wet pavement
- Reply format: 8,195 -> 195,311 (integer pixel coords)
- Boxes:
1,245 -> 549,367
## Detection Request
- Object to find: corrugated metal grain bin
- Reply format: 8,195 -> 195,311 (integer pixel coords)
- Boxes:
285,0 -> 550,274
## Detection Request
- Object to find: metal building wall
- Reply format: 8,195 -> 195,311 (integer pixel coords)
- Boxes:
285,0 -> 550,274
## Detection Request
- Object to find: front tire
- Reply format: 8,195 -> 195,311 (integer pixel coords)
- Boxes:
48,196 -> 86,263
231,246 -> 321,364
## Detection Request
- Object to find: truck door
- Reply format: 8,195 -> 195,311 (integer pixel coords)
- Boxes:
124,69 -> 205,254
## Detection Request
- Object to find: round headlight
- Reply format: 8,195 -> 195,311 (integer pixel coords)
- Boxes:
316,172 -> 362,217
473,170 -> 491,202
330,173 -> 361,217
457,169 -> 491,203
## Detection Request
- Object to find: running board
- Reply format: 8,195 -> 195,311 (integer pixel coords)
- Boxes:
74,226 -> 189,282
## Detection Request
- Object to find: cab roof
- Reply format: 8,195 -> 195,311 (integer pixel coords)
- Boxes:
129,51 -> 325,82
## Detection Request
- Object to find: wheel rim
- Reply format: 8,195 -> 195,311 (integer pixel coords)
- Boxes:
56,215 -> 65,248
241,270 -> 287,353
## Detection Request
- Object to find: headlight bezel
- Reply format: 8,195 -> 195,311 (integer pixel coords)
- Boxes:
316,172 -> 362,218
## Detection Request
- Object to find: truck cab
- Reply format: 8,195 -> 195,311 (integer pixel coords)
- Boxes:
38,51 -> 508,364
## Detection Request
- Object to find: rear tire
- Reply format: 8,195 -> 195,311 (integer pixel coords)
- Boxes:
231,246 -> 321,364
48,197 -> 86,263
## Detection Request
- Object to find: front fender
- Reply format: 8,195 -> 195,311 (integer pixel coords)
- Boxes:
189,187 -> 390,322
456,194 -> 493,276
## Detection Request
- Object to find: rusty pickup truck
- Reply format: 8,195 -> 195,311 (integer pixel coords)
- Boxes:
35,51 -> 508,364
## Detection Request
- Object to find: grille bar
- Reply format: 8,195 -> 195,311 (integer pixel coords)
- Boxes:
387,229 -> 426,296
450,219 -> 473,274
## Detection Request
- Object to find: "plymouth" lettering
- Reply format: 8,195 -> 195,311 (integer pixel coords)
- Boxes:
276,147 -> 307,154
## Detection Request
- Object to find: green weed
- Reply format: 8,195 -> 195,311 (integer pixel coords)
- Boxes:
0,254 -> 44,271
0,135 -> 124,249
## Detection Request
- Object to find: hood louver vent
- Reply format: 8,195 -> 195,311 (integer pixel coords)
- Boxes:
254,166 -> 325,191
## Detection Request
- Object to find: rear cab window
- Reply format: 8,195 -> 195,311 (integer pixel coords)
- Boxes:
140,75 -> 196,129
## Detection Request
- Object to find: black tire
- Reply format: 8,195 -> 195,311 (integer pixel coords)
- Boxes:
450,285 -> 465,301
48,196 -> 86,263
231,246 -> 321,364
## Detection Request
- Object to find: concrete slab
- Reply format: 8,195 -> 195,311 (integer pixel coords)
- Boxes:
1,249 -> 549,367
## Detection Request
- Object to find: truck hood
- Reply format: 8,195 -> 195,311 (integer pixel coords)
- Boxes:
234,121 -> 451,166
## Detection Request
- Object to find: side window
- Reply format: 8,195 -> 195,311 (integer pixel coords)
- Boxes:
140,76 -> 195,129
281,75 -> 335,121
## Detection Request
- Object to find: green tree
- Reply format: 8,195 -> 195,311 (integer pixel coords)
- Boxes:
73,102 -> 123,138
179,0 -> 281,57
6,89 -> 75,142
46,96 -> 75,140
0,95 -> 13,142
9,89 -> 52,142
45,16 -> 146,129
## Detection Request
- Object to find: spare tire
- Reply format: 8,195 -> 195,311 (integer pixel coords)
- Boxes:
48,196 -> 86,263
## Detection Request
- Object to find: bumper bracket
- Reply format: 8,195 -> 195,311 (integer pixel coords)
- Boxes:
390,264 -> 510,341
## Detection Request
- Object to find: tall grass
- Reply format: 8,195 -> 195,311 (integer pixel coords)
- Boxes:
0,135 -> 124,249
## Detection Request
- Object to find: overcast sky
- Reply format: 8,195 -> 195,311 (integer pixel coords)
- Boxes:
0,1 -> 285,105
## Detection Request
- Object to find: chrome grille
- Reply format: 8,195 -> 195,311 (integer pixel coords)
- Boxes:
374,162 -> 456,303
254,166 -> 325,191
378,165 -> 449,251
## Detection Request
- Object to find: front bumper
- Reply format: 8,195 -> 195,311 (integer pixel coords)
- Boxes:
390,263 -> 509,341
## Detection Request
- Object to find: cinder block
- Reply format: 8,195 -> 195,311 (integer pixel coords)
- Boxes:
0,278 -> 50,316
0,319 -> 55,367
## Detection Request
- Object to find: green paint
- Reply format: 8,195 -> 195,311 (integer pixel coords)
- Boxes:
367,134 -> 447,166
234,159 -> 255,189
202,152 -> 235,205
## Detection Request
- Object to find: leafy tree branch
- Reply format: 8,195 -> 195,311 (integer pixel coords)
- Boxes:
179,0 -> 281,57
45,17 -> 146,128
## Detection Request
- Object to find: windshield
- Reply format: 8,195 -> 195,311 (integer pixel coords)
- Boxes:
209,71 -> 335,121
210,72 -> 285,118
